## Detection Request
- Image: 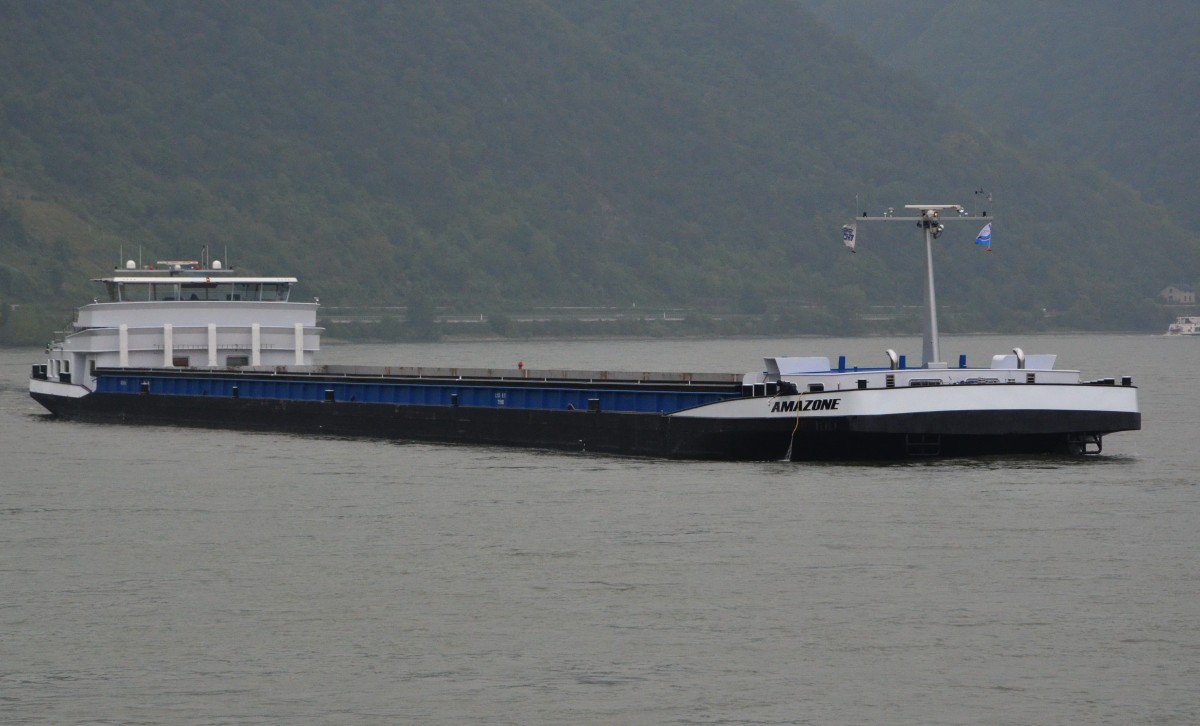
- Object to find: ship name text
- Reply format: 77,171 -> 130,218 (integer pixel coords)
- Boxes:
771,397 -> 841,413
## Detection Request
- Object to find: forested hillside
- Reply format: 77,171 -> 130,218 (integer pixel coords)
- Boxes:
0,0 -> 1196,343
804,0 -> 1200,228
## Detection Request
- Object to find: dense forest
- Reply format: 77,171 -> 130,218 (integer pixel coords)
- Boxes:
805,0 -> 1200,228
0,0 -> 1196,343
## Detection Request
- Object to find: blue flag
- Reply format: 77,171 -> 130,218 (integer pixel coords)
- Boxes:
974,222 -> 992,251
842,224 -> 857,253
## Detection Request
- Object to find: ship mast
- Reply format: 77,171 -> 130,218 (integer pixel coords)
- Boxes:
852,204 -> 994,368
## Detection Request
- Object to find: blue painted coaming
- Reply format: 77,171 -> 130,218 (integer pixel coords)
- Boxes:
96,373 -> 736,414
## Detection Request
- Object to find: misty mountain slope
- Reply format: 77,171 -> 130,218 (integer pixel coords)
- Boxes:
0,0 -> 1194,335
804,0 -> 1200,229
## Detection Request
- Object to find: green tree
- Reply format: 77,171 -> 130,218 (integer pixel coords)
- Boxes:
403,296 -> 440,341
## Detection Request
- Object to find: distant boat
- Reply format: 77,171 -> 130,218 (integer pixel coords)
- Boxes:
1166,316 -> 1200,335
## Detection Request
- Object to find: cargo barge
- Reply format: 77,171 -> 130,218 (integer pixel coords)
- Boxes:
29,205 -> 1141,460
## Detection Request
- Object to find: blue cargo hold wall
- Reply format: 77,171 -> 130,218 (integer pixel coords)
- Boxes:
96,373 -> 737,414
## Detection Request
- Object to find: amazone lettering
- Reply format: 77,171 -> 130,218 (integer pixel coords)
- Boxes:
770,398 -> 841,413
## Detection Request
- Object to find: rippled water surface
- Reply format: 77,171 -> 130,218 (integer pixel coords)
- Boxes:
2,334 -> 1197,724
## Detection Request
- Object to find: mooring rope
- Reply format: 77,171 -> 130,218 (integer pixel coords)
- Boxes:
782,390 -> 803,461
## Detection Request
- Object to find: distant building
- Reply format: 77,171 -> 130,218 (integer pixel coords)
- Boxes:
1159,285 -> 1195,304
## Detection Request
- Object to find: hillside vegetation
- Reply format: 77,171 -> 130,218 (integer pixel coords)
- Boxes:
1,0 -> 1196,343
805,0 -> 1200,228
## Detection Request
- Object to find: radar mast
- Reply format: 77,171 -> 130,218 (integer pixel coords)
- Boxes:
849,204 -> 994,368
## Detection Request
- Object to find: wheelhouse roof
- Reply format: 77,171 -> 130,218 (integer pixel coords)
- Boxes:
95,276 -> 299,284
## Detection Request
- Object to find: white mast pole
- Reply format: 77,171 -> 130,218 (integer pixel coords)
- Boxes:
922,219 -> 941,366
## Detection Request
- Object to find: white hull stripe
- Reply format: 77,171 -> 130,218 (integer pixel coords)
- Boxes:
29,378 -> 91,398
670,385 -> 1138,419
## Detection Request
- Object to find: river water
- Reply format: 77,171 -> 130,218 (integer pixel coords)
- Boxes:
1,334 -> 1197,725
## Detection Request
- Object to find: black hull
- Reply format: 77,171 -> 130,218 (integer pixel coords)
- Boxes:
31,391 -> 1138,461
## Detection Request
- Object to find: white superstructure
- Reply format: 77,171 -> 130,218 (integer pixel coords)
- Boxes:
1166,316 -> 1199,335
39,259 -> 321,391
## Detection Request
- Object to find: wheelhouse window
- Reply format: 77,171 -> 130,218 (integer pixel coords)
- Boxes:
262,283 -> 291,301
227,283 -> 263,300
103,278 -> 294,302
180,282 -> 218,300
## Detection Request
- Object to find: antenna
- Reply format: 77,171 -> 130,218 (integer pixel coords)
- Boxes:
973,188 -> 992,216
846,203 -> 994,368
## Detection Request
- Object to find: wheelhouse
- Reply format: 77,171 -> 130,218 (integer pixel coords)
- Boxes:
101,278 -> 296,302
